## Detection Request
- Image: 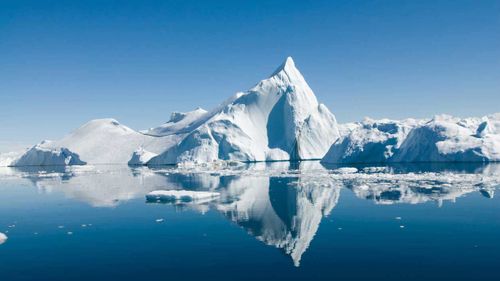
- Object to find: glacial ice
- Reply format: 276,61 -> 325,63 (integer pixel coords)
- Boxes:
13,144 -> 86,166
2,57 -> 499,167
147,57 -> 340,164
323,114 -> 500,164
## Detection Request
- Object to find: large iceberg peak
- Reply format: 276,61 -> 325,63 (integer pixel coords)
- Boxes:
148,57 -> 341,164
271,56 -> 299,76
266,56 -> 310,92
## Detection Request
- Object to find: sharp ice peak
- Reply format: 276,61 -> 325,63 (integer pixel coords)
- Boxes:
270,56 -> 299,77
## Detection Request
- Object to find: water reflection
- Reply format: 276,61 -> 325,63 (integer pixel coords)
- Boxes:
0,162 -> 499,266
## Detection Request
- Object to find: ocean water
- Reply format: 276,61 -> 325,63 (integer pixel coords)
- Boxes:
0,162 -> 499,281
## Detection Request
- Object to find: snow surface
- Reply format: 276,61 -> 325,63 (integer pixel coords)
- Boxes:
143,107 -> 208,136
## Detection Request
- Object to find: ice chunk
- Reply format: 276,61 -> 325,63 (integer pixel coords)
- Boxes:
146,190 -> 220,203
0,232 -> 7,245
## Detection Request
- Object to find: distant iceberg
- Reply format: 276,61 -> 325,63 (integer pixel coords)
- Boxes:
322,114 -> 500,163
13,144 -> 86,166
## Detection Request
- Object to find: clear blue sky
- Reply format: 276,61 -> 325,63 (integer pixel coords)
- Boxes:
1,0 -> 499,151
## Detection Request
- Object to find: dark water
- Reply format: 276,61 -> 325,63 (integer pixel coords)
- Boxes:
0,162 -> 499,281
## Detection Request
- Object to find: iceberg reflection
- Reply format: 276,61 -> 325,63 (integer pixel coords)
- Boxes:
1,162 -> 499,266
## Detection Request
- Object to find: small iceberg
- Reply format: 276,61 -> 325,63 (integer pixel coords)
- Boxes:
146,190 -> 220,203
0,232 -> 8,245
13,144 -> 86,166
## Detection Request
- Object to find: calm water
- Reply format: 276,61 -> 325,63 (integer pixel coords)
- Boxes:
0,162 -> 499,281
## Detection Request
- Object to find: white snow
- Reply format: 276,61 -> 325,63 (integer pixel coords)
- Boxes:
0,232 -> 7,245
146,190 -> 220,202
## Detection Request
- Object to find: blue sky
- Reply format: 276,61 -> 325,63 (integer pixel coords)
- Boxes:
1,0 -> 499,151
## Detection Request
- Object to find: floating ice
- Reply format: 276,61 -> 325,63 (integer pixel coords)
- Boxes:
0,232 -> 7,245
146,190 -> 220,203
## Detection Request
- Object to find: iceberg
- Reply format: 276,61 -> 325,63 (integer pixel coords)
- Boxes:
323,118 -> 423,163
3,56 -> 499,167
6,57 -> 340,167
147,57 -> 340,164
393,114 -> 500,162
13,143 -> 86,166
323,114 -> 500,163
0,232 -> 7,245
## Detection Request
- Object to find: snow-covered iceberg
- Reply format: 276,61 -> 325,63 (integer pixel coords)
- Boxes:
5,57 -> 340,167
323,114 -> 500,163
5,119 -> 183,166
3,56 -> 499,167
13,143 -> 86,166
147,57 -> 340,164
393,114 -> 500,162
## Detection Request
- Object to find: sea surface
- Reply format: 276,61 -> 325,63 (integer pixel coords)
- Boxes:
1,162 -> 499,281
